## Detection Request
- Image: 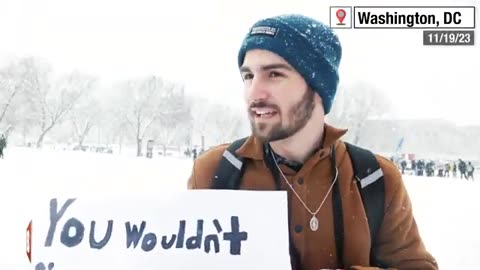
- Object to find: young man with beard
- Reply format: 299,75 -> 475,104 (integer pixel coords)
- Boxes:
187,14 -> 438,270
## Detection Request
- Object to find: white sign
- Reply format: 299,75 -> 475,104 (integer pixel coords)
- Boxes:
27,190 -> 291,270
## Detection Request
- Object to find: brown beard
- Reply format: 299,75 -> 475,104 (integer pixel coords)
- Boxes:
250,89 -> 315,143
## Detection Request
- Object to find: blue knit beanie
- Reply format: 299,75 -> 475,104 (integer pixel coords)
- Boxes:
238,14 -> 342,114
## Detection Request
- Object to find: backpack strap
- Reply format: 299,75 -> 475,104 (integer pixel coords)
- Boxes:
344,142 -> 386,266
330,145 -> 345,268
210,137 -> 249,189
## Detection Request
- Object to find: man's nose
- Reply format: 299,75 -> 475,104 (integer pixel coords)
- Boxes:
247,77 -> 270,101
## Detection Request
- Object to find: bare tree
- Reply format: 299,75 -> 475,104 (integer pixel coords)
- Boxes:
25,69 -> 97,148
0,57 -> 44,133
0,67 -> 20,125
151,96 -> 191,156
116,76 -> 159,156
189,96 -> 211,147
205,104 -> 246,145
189,97 -> 248,147
115,76 -> 188,157
70,95 -> 102,148
1,57 -> 53,145
326,81 -> 393,144
97,105 -> 130,154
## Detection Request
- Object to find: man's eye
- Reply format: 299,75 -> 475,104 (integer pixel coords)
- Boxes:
269,71 -> 282,78
243,73 -> 254,80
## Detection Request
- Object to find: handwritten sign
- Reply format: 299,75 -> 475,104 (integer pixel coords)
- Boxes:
28,190 -> 291,270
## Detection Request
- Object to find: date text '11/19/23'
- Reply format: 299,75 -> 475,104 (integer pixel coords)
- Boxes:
423,30 -> 474,45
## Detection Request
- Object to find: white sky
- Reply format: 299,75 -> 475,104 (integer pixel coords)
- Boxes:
1,0 -> 479,125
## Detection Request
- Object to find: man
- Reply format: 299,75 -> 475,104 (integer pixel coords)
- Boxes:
187,14 -> 437,270
444,162 -> 450,177
459,159 -> 467,180
400,159 -> 407,175
466,161 -> 475,180
0,134 -> 6,159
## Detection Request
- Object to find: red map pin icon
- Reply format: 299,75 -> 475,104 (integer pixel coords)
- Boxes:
336,9 -> 346,24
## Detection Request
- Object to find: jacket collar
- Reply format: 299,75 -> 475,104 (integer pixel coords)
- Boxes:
236,123 -> 348,161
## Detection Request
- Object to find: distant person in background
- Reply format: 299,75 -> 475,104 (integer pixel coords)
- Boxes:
184,148 -> 191,158
400,159 -> 407,174
458,159 -> 467,179
146,139 -> 154,159
192,148 -> 197,160
467,161 -> 475,181
411,159 -> 417,176
0,134 -> 6,159
417,160 -> 425,176
452,162 -> 457,178
426,161 -> 435,177
436,162 -> 444,177
444,162 -> 450,177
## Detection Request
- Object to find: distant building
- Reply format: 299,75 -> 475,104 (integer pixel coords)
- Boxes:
345,118 -> 480,160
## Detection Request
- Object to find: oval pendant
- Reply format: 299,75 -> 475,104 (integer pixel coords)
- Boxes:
310,216 -> 319,231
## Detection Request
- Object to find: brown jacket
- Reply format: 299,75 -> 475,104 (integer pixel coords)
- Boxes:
187,124 -> 438,270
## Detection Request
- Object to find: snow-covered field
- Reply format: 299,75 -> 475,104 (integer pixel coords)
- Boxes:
1,147 -> 479,269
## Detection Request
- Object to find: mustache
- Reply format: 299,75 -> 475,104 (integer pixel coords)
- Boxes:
249,100 -> 280,111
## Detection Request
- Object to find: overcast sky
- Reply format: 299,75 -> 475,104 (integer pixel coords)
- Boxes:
1,0 -> 478,125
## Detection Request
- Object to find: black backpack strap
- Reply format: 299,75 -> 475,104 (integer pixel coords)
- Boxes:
330,145 -> 345,268
210,137 -> 249,189
344,142 -> 385,267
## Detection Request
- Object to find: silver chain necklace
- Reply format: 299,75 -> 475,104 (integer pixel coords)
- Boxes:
271,151 -> 339,232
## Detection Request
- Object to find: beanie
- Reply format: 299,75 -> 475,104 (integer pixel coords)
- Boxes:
238,14 -> 342,114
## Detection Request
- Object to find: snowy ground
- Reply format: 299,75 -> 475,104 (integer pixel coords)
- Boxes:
1,147 -> 479,269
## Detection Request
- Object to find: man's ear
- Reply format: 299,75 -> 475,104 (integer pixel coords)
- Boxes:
310,89 -> 326,115
313,90 -> 323,105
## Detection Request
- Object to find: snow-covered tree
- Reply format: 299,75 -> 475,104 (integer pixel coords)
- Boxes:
24,67 -> 97,148
70,95 -> 102,148
151,103 -> 191,156
0,63 -> 21,125
0,57 -> 46,138
205,104 -> 246,145
114,76 -> 189,157
326,81 -> 394,144
189,97 -> 248,147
